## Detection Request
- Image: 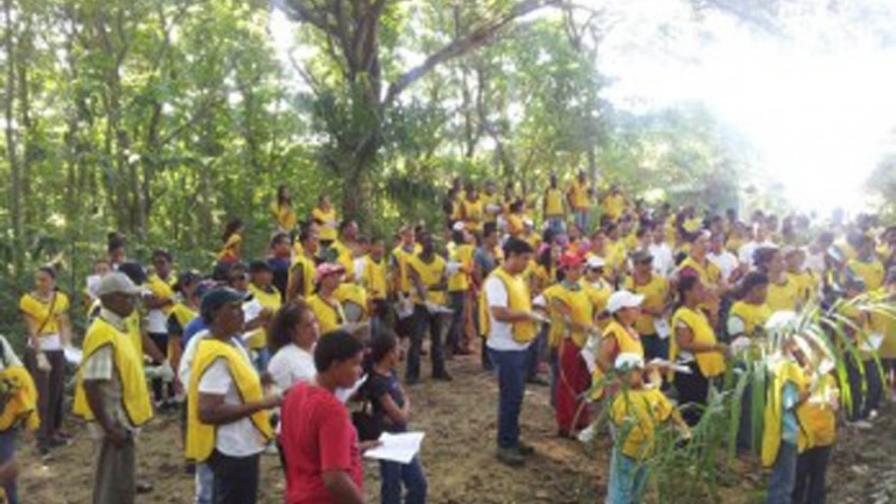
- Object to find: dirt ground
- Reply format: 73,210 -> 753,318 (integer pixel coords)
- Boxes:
15,347 -> 896,504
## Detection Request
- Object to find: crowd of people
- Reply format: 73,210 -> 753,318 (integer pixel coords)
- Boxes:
9,176 -> 896,503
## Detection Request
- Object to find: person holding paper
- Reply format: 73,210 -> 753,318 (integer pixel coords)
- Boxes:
280,330 -> 375,504
367,331 -> 427,504
406,232 -> 451,384
623,250 -> 670,361
481,237 -> 538,467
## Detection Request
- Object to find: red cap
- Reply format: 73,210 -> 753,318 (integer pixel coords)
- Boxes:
315,263 -> 346,283
559,251 -> 585,268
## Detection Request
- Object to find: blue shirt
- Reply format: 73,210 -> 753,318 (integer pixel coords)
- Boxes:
781,381 -> 800,444
181,317 -> 208,348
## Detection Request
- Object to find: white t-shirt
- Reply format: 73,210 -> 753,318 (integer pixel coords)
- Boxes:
738,240 -> 774,267
197,342 -> 266,457
267,344 -> 316,391
484,276 -> 530,352
648,243 -> 675,277
708,251 -> 739,282
804,251 -> 826,275
146,309 -> 168,334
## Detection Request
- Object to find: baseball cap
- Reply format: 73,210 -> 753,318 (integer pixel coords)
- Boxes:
200,288 -> 247,323
607,290 -> 645,314
95,272 -> 143,297
559,251 -> 585,268
315,263 -> 346,283
452,221 -> 466,232
614,352 -> 645,371
586,256 -> 606,270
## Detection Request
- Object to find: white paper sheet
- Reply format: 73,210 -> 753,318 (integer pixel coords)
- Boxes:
63,345 -> 83,365
654,318 -> 671,340
859,333 -> 884,353
335,374 -> 367,404
242,298 -> 264,322
363,432 -> 425,464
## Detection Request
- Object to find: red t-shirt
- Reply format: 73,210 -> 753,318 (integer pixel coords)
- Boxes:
281,382 -> 363,504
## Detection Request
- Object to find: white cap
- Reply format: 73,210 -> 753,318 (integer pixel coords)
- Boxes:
523,218 -> 534,228
614,352 -> 645,371
95,272 -> 142,297
607,290 -> 644,314
452,221 -> 466,232
586,255 -> 606,269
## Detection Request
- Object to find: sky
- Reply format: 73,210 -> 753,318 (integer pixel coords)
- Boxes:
268,1 -> 896,215
593,0 -> 896,214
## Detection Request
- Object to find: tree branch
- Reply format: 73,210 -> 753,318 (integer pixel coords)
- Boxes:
383,0 -> 561,106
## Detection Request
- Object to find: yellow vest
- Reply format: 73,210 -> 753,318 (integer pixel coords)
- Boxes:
246,284 -> 282,350
848,258 -> 885,291
592,320 -> 645,400
308,294 -> 345,335
479,268 -> 537,344
796,374 -> 837,451
217,233 -> 242,262
391,245 -> 420,295
761,359 -> 808,467
186,338 -> 273,462
728,301 -> 771,338
569,180 -> 589,210
361,256 -> 388,300
544,188 -> 564,217
334,283 -> 368,320
0,365 -> 39,432
678,256 -> 721,287
290,254 -> 316,298
146,274 -> 176,315
311,207 -> 337,241
670,307 -> 726,377
447,244 -> 474,293
407,254 -> 447,305
461,199 -> 484,231
602,193 -> 625,221
624,274 -> 669,336
331,240 -> 356,283
73,317 -> 153,427
766,276 -> 801,313
270,201 -> 297,230
611,387 -> 674,460
550,284 -> 593,348
787,271 -> 818,304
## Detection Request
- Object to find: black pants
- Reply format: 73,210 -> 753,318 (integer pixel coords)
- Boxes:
24,348 -> 65,442
446,291 -> 466,353
208,450 -> 259,504
148,332 -> 174,403
674,361 -> 710,426
406,305 -> 445,380
793,445 -> 831,504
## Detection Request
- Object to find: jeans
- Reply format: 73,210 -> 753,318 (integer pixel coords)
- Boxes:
0,429 -> 18,504
489,348 -> 529,449
149,332 -> 175,403
527,325 -> 548,381
640,334 -> 668,361
407,305 -> 446,381
195,462 -> 214,504
606,447 -> 648,504
574,210 -> 589,233
208,451 -> 259,504
793,445 -> 831,504
252,348 -> 271,374
379,455 -> 427,504
446,291 -> 466,353
846,357 -> 883,420
766,441 -> 797,504
546,217 -> 566,235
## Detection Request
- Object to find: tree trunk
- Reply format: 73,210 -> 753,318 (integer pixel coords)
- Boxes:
3,0 -> 22,274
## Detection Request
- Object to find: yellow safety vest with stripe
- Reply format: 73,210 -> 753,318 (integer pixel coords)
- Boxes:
185,338 -> 273,462
73,317 -> 153,427
479,267 -> 537,344
761,359 -> 808,467
670,306 -> 726,378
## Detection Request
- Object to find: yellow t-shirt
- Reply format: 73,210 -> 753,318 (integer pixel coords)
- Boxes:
19,291 -> 70,336
624,274 -> 669,336
544,188 -> 565,217
582,278 -> 613,316
217,233 -> 242,262
766,276 -> 802,313
311,206 -> 338,242
550,284 -> 594,348
270,201 -> 297,231
307,294 -> 345,335
568,180 -> 589,210
407,254 -> 447,305
506,214 -> 524,237
391,244 -> 421,295
671,306 -> 725,377
361,256 -> 388,301
480,193 -> 501,224
605,240 -> 627,274
848,258 -> 885,291
602,193 -> 626,221
728,301 -> 771,338
461,199 -> 484,231
447,244 -> 474,293
678,256 -> 721,288
787,271 -> 818,305
611,387 -> 675,460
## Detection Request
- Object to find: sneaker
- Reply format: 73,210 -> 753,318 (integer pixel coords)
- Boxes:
868,409 -> 879,421
496,447 -> 525,467
517,441 -> 536,456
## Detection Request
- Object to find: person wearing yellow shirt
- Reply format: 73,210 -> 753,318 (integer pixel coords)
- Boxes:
270,184 -> 297,232
847,234 -> 885,291
460,184 -> 485,233
480,180 -> 502,225
601,185 -> 626,222
604,222 -> 628,284
839,275 -> 882,425
326,219 -> 359,283
246,260 -> 282,371
217,218 -> 244,265
671,275 -> 728,426
582,256 -> 613,320
406,233 -> 451,384
624,250 -> 670,361
145,250 -> 178,410
607,353 -> 689,504
505,200 -> 526,239
784,247 -> 818,306
567,170 -> 591,233
543,174 -> 566,234
550,252 -> 597,436
594,290 -> 648,403
872,270 -> 896,401
310,195 -> 338,245
74,272 -> 153,502
390,226 -> 421,342
167,271 -> 203,389
307,264 -> 347,336
677,231 -> 724,325
186,288 -> 280,503
360,237 -> 390,316
756,247 -> 803,313
446,225 -> 475,357
287,223 -> 320,302
794,370 -> 839,504
19,266 -> 72,454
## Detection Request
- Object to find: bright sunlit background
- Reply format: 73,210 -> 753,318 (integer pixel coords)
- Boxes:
269,0 -> 896,215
